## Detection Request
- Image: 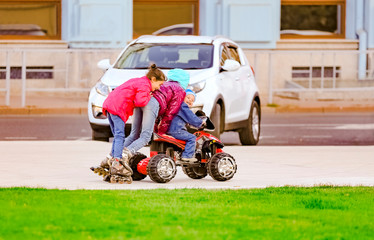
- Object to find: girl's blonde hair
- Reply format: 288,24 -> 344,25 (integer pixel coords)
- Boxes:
146,64 -> 166,82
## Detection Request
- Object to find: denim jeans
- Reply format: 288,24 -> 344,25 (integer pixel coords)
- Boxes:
168,130 -> 196,158
124,97 -> 160,153
107,113 -> 125,159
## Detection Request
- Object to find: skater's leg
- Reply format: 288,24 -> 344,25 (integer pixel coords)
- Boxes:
126,97 -> 159,153
124,107 -> 143,148
91,113 -> 126,180
107,113 -> 115,157
108,113 -> 125,159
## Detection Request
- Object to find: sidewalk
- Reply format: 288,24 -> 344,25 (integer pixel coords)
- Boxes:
1,94 -> 374,114
0,141 -> 373,190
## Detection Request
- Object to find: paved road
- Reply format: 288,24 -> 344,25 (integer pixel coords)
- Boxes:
1,112 -> 373,145
224,112 -> 374,146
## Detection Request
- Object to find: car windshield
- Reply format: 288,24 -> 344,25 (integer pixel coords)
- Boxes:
114,43 -> 214,70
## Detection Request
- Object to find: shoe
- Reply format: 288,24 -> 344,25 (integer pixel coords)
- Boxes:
121,148 -> 134,175
100,154 -> 114,169
90,155 -> 113,177
122,148 -> 133,161
181,157 -> 198,163
121,157 -> 133,175
110,175 -> 133,184
110,158 -> 132,177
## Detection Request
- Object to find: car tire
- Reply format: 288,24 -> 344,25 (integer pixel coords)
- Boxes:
239,101 -> 260,145
92,130 -> 110,142
210,103 -> 222,139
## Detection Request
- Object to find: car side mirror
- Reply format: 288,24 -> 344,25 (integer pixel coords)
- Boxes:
97,59 -> 111,70
221,59 -> 240,72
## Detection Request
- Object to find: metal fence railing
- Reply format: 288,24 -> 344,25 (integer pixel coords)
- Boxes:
0,49 -> 119,107
1,49 -> 374,106
246,50 -> 374,103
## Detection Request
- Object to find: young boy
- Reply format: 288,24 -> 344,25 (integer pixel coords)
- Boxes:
167,89 -> 205,163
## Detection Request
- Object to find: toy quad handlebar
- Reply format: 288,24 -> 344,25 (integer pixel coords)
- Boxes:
195,110 -> 215,131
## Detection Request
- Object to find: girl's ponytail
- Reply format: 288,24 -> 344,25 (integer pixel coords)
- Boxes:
147,64 -> 166,82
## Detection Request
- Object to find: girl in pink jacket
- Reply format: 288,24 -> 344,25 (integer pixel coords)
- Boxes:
122,69 -> 189,162
102,64 -> 165,183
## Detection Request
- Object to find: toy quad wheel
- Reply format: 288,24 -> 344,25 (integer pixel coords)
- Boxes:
182,165 -> 208,179
147,154 -> 177,183
129,152 -> 147,181
207,153 -> 237,181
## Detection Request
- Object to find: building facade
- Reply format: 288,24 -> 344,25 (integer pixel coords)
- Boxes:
1,0 -> 373,104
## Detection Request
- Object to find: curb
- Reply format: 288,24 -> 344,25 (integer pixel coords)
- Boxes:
272,105 -> 374,113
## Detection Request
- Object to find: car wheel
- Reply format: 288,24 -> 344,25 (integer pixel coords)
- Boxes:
147,154 -> 177,183
210,103 -> 222,139
92,130 -> 110,142
207,153 -> 237,181
239,101 -> 260,145
182,165 -> 208,179
129,152 -> 147,181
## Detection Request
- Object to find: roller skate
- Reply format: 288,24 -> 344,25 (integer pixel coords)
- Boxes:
109,174 -> 133,184
109,158 -> 133,184
90,155 -> 114,179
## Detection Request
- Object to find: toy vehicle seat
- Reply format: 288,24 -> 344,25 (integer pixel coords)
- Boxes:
153,133 -> 186,149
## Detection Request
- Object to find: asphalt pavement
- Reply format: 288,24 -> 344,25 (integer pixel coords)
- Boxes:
1,94 -> 374,115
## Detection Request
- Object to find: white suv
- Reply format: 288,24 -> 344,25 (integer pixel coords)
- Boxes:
88,35 -> 261,145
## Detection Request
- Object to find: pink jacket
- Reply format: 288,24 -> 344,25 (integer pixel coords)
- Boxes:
103,76 -> 152,122
152,81 -> 186,134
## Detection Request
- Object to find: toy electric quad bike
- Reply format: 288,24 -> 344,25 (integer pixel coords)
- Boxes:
129,113 -> 237,183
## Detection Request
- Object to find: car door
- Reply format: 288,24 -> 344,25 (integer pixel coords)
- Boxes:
218,43 -> 247,123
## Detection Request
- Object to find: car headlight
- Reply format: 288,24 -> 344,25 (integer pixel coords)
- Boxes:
188,80 -> 206,93
95,81 -> 111,96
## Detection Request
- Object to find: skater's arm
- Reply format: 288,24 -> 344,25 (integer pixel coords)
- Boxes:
179,103 -> 203,128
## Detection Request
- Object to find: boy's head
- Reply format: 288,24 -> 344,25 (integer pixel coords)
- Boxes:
184,89 -> 196,107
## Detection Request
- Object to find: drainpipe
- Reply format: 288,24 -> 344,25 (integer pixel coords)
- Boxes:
356,0 -> 367,80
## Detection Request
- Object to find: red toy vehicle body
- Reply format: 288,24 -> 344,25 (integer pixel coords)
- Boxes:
129,117 -> 237,183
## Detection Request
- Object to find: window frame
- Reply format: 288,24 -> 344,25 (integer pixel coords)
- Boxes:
133,0 -> 199,37
281,0 -> 346,39
0,0 -> 61,40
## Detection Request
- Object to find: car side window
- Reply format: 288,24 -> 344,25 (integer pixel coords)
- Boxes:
220,45 -> 230,66
220,44 -> 242,66
228,46 -> 241,65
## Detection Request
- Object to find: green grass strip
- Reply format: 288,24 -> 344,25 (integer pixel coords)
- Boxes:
0,186 -> 373,240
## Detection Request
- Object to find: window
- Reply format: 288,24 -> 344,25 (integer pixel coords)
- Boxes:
220,46 -> 230,66
281,0 -> 345,38
292,66 -> 341,78
0,66 -> 54,79
220,44 -> 241,66
0,0 -> 61,40
228,46 -> 241,64
114,43 -> 213,70
133,0 -> 198,39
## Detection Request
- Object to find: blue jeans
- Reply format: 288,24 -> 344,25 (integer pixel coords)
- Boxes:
168,130 -> 196,158
124,97 -> 160,153
107,113 -> 125,159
